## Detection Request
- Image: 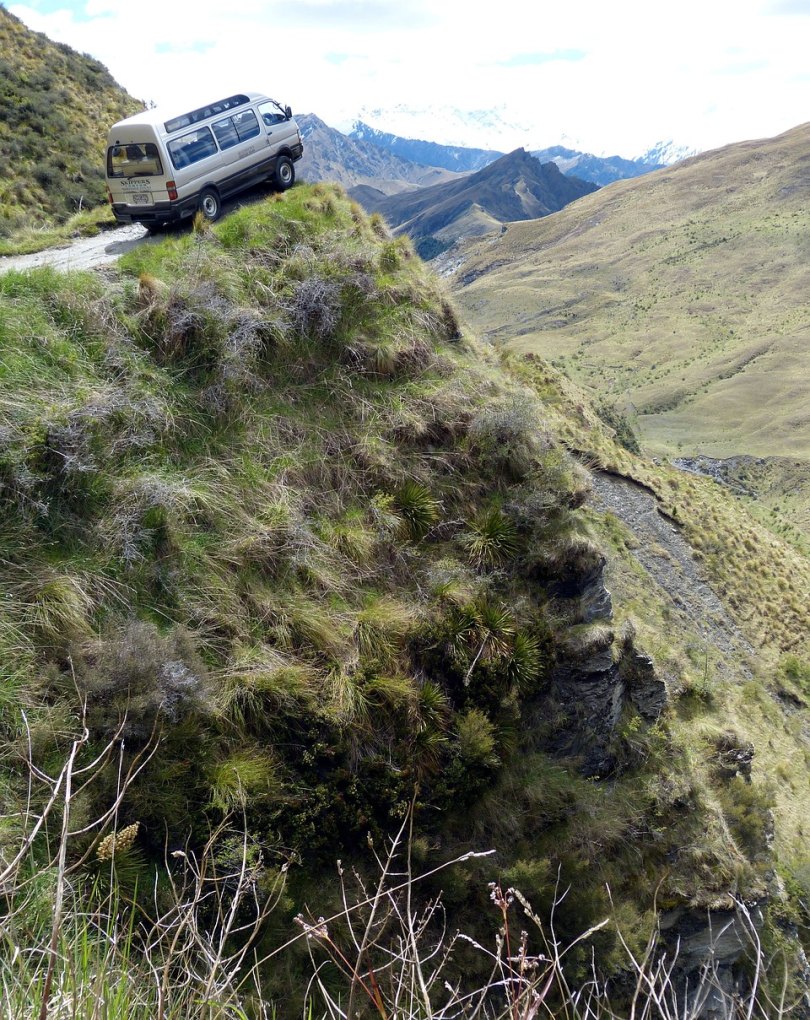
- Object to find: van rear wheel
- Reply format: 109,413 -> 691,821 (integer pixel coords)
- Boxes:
198,187 -> 221,222
274,156 -> 295,191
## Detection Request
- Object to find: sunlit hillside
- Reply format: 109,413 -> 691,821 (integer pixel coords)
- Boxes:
449,123 -> 810,469
0,5 -> 141,236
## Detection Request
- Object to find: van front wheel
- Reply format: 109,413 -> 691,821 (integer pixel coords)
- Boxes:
198,187 -> 221,222
274,156 -> 295,191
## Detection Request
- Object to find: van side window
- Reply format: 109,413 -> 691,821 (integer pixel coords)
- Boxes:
258,101 -> 286,127
212,110 -> 261,151
164,94 -> 250,135
212,117 -> 239,150
168,127 -> 218,170
233,110 -> 260,141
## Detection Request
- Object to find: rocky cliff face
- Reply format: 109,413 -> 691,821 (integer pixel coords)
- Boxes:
535,534 -> 666,778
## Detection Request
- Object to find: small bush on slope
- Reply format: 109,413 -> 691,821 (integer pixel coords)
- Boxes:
0,184 -> 798,1006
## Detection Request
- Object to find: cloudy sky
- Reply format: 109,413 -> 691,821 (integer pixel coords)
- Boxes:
8,0 -> 810,157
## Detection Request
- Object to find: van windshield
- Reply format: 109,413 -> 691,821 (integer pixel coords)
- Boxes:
107,144 -> 164,178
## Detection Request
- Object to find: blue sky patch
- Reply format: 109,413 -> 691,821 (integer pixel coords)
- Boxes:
498,49 -> 586,67
24,0 -> 105,21
155,40 -> 215,55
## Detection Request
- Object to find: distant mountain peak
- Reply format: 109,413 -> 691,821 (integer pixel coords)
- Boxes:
637,140 -> 698,165
346,122 -> 672,188
348,121 -> 503,173
351,144 -> 598,255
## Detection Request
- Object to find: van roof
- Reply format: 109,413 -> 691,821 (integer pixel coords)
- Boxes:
110,91 -> 276,133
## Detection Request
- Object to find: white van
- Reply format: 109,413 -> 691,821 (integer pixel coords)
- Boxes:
105,91 -> 304,229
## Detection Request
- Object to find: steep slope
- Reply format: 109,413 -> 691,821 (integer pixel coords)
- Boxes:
357,148 -> 598,248
0,186 -> 807,1010
448,123 -> 810,478
0,6 -> 141,235
297,113 -> 461,193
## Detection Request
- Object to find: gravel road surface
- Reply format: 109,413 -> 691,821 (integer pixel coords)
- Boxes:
0,224 -> 153,274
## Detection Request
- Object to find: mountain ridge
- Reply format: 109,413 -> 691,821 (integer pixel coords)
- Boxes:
354,147 -> 598,254
350,120 -> 671,186
350,120 -> 504,172
297,113 -> 463,194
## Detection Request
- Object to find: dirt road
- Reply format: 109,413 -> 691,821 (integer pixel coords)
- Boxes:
0,180 -> 288,276
0,224 -> 153,275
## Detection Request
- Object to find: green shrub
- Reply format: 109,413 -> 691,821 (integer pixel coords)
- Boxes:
595,402 -> 641,454
456,707 -> 499,766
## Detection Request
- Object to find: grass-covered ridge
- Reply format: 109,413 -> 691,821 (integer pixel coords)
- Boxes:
0,183 -> 583,912
1,184 -> 807,1010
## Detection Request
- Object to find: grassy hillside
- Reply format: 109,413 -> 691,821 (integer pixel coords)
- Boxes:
0,5 -> 141,237
448,123 -> 810,478
0,186 -> 807,1014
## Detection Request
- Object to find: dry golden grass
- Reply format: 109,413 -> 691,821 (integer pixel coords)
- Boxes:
450,122 -> 810,470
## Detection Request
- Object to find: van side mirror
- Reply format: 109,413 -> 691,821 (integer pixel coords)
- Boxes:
285,106 -> 292,120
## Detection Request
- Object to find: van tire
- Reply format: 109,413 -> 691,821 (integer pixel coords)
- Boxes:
274,156 -> 295,191
198,187 -> 221,221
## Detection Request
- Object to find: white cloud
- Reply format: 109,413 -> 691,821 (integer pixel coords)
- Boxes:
8,0 -> 810,156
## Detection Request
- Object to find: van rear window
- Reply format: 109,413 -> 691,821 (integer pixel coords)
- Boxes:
168,127 -> 219,170
107,143 -> 164,178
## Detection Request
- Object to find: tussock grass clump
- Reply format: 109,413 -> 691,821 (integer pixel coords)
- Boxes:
74,620 -> 213,742
392,480 -> 441,540
468,391 -> 548,483
463,505 -> 520,568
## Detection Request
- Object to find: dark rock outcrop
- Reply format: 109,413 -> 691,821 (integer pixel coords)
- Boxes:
659,903 -> 767,1019
543,544 -> 667,777
618,631 -> 668,721
712,731 -> 755,782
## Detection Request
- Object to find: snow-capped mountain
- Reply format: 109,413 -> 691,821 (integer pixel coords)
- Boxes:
350,121 -> 502,173
337,104 -> 546,154
336,104 -> 697,166
636,140 -> 698,165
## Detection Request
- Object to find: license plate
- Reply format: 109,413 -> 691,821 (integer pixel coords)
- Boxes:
131,192 -> 153,205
